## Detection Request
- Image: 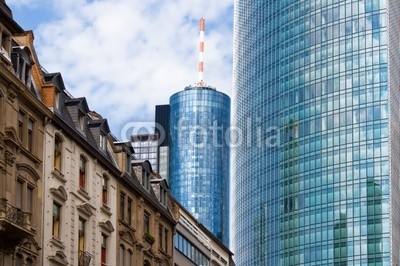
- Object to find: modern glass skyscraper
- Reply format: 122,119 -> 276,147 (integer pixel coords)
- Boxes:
170,85 -> 230,245
232,0 -> 397,265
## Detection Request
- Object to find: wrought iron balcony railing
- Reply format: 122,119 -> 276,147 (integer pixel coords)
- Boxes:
0,198 -> 31,229
78,250 -> 93,266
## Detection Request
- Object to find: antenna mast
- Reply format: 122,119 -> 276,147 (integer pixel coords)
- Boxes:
197,17 -> 205,86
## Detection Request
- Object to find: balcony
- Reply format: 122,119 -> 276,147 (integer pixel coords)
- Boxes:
78,250 -> 93,266
0,198 -> 33,246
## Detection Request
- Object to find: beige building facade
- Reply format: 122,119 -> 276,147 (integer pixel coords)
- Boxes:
116,159 -> 177,266
0,1 -> 51,265
40,71 -> 120,266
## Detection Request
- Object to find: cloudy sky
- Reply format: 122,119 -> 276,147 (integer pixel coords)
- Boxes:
7,0 -> 234,139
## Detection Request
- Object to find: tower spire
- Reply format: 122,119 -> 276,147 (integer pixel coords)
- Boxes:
197,17 -> 205,86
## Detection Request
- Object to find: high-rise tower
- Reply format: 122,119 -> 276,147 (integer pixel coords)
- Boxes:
233,0 -> 397,265
169,18 -> 230,244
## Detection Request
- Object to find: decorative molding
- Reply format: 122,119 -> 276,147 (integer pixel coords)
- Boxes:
5,150 -> 15,165
51,169 -> 67,183
100,205 -> 112,216
119,229 -> 136,245
7,87 -> 16,102
16,163 -> 41,181
50,237 -> 66,250
99,220 -> 114,234
50,186 -> 68,202
77,188 -> 91,200
18,236 -> 41,256
77,203 -> 94,218
48,251 -> 68,266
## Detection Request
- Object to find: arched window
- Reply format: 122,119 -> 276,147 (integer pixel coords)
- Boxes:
54,134 -> 63,171
15,254 -> 23,266
144,259 -> 151,266
119,245 -> 125,266
79,155 -> 87,189
26,258 -> 33,266
126,249 -> 132,266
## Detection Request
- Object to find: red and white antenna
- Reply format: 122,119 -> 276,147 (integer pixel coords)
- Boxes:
197,17 -> 205,86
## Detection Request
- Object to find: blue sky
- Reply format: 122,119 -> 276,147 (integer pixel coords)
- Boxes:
7,0 -> 234,140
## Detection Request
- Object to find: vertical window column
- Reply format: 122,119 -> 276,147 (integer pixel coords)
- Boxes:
52,202 -> 61,239
78,218 -> 86,266
101,234 -> 107,266
79,156 -> 87,190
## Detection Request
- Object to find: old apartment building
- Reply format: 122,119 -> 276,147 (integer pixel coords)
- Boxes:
117,160 -> 177,266
40,71 -> 120,266
0,1 -> 51,265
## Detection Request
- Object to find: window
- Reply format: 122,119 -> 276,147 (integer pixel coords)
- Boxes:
27,119 -> 34,152
26,259 -> 33,266
79,156 -> 86,190
119,245 -> 125,266
127,198 -> 132,225
126,250 -> 132,266
102,175 -> 108,205
27,186 -> 33,213
120,193 -> 125,220
16,180 -> 23,209
55,91 -> 60,109
142,171 -> 150,190
54,135 -> 62,171
100,134 -> 107,150
159,225 -> 163,250
144,212 -> 150,234
1,32 -> 10,52
18,111 -> 24,142
159,225 -> 168,252
15,254 -> 23,266
52,202 -> 61,238
160,187 -> 167,206
78,112 -> 85,131
126,154 -> 131,173
175,233 -> 209,266
15,179 -> 35,213
163,229 -> 168,252
101,234 -> 107,266
78,218 -> 86,266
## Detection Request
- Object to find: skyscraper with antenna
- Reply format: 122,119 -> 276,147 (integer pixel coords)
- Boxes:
168,18 -> 231,244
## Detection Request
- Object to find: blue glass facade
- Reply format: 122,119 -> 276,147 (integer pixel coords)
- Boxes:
232,0 -> 399,265
170,86 -> 230,245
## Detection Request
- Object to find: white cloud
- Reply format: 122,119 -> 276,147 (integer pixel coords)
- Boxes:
28,0 -> 233,137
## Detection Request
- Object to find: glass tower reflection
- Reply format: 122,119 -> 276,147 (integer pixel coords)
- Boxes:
170,86 -> 230,245
232,0 -> 396,265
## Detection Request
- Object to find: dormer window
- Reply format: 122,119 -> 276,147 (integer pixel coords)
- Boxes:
160,187 -> 167,206
78,112 -> 85,131
126,154 -> 131,174
12,47 -> 32,86
99,134 -> 107,150
0,31 -> 10,61
142,170 -> 150,191
55,91 -> 60,109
